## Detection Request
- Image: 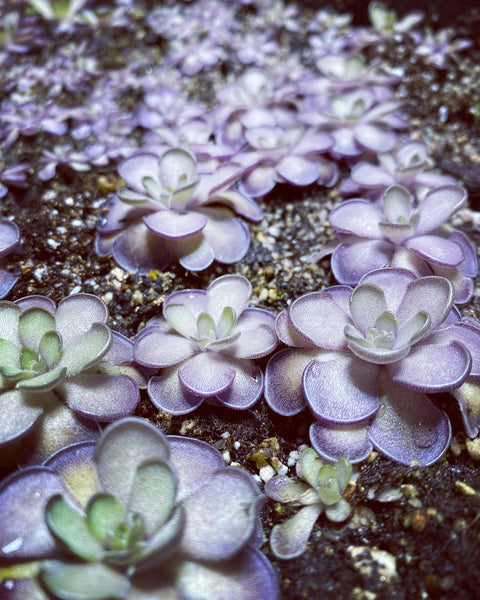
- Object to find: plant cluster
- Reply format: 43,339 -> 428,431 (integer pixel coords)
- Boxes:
0,293 -> 146,463
0,417 -> 279,599
0,0 -> 479,592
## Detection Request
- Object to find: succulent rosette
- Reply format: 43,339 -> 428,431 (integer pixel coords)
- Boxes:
339,140 -> 457,199
236,121 -> 337,198
213,68 -> 298,151
0,417 -> 279,600
266,449 -> 352,559
134,275 -> 278,414
328,184 -> 477,303
298,88 -> 408,158
0,219 -> 20,299
413,27 -> 472,69
314,52 -> 398,100
0,293 -> 145,460
95,147 -> 262,272
265,268 -> 480,466
368,1 -> 424,39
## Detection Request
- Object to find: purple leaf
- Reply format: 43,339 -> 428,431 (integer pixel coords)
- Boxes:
228,309 -> 277,359
329,199 -> 383,237
200,209 -> 251,264
369,372 -> 451,466
143,210 -> 208,240
216,359 -> 264,409
94,417 -> 170,506
331,240 -> 393,285
396,276 -> 452,331
309,421 -> 372,463
21,403 -> 99,467
357,268 -> 418,312
264,475 -> 310,503
112,223 -> 172,274
175,548 -> 279,600
0,389 -> 44,446
415,185 -> 467,235
167,435 -> 225,501
241,164 -> 277,197
354,123 -> 397,153
303,354 -> 380,423
276,155 -> 320,186
0,467 -> 66,559
0,220 -> 20,256
148,367 -> 204,415
405,235 -> 464,267
61,373 -> 140,422
388,340 -> 471,392
206,274 -> 252,323
178,352 -> 236,396
264,348 -> 317,416
275,310 -> 319,349
351,162 -> 394,188
134,327 -> 197,368
118,153 -> 161,192
176,234 -> 215,271
179,467 -> 262,561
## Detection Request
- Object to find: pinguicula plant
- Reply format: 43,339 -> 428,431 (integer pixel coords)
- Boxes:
339,140 -> 457,200
213,68 -> 298,151
95,147 -> 263,272
0,293 -> 145,461
266,448 -> 353,559
265,268 -> 480,466
0,417 -> 279,600
236,121 -> 337,198
0,219 -> 20,299
311,52 -> 398,102
413,27 -> 472,69
367,1 -> 423,40
328,183 -> 477,303
134,274 -> 278,414
298,88 -> 408,159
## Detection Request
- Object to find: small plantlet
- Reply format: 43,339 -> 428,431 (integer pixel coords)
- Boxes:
265,448 -> 353,559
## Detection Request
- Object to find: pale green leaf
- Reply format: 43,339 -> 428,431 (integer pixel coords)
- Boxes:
46,495 -> 104,561
39,330 -> 63,368
18,307 -> 56,351
86,493 -> 126,544
41,561 -> 130,600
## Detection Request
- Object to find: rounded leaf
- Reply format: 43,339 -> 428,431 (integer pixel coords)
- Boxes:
41,561 -> 130,600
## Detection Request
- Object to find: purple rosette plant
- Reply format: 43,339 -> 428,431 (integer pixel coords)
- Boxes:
236,121 -> 336,198
134,274 -> 278,414
0,417 -> 279,600
413,27 -> 472,69
95,147 -> 262,272
339,140 -> 457,199
265,268 -> 480,466
298,88 -> 408,159
0,219 -> 20,299
310,52 -> 398,102
213,68 -> 298,151
0,293 -> 145,462
328,183 -> 477,303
